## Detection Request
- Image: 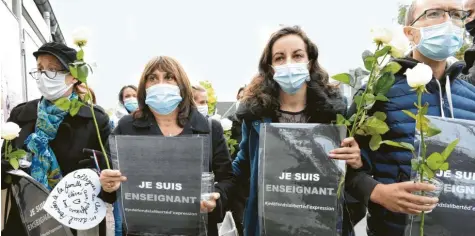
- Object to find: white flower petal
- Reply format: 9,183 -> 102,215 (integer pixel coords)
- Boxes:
1,122 -> 21,140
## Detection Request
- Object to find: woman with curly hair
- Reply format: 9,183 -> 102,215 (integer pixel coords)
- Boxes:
232,26 -> 365,235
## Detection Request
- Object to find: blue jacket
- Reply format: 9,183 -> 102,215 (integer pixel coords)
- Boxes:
355,57 -> 475,235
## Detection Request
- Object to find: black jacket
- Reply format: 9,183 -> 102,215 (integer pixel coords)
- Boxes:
113,108 -> 235,236
1,99 -> 114,236
460,44 -> 475,85
228,113 -> 242,160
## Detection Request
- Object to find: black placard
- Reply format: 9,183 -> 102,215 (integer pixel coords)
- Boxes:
9,170 -> 73,236
406,117 -> 475,236
110,135 -> 208,236
258,123 -> 346,236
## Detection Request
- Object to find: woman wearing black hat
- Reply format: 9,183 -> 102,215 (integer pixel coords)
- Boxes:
1,42 -> 125,236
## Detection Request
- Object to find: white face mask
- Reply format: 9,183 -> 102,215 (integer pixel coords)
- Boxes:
236,101 -> 240,109
36,72 -> 73,101
197,105 -> 209,116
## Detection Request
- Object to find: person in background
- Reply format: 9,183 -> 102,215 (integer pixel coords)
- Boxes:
353,0 -> 475,235
460,0 -> 475,85
1,42 -> 125,236
113,56 -> 234,236
110,85 -> 138,128
192,84 -> 210,117
229,86 -> 246,160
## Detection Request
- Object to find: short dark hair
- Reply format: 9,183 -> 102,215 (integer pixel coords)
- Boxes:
118,85 -> 138,104
405,1 -> 417,26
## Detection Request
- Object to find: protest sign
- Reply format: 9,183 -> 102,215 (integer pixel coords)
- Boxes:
258,123 -> 346,236
8,170 -> 73,236
109,135 -> 209,236
406,117 -> 475,236
43,169 -> 106,230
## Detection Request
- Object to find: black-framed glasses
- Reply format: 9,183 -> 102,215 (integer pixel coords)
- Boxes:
29,69 -> 67,80
410,9 -> 470,26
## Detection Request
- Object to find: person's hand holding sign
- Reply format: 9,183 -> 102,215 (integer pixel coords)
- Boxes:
329,137 -> 362,169
100,169 -> 127,193
200,192 -> 220,213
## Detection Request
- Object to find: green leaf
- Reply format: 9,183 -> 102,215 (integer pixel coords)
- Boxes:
7,143 -> 12,154
9,158 -> 19,170
336,114 -> 346,125
8,149 -> 27,160
332,73 -> 351,85
441,139 -> 460,161
411,158 -> 420,171
356,129 -> 366,136
369,134 -> 382,151
364,56 -> 376,71
364,94 -> 376,109
348,114 -> 357,123
375,94 -> 389,102
364,117 -> 390,135
69,66 -> 78,78
416,116 -> 430,133
4,175 -> 11,184
77,49 -> 84,61
374,73 -> 395,95
353,95 -> 363,107
380,140 -> 415,151
381,62 -> 402,74
54,98 -> 71,112
373,112 -> 387,121
421,164 -> 435,179
426,124 -> 442,137
77,64 -> 89,83
439,162 -> 449,171
402,110 -> 417,120
374,46 -> 391,58
421,103 -> 429,115
426,152 -> 444,170
84,93 -> 91,103
70,100 -> 84,117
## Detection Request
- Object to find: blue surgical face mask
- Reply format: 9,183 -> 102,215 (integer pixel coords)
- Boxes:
145,84 -> 183,115
273,62 -> 310,95
416,21 -> 463,61
123,98 -> 138,113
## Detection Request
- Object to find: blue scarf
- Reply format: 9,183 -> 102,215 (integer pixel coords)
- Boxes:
25,93 -> 78,190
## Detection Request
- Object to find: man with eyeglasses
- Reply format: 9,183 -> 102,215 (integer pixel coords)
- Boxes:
350,0 -> 475,235
459,0 -> 475,85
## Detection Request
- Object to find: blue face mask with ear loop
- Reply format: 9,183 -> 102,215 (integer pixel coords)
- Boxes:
415,21 -> 464,61
145,84 -> 183,115
272,62 -> 310,95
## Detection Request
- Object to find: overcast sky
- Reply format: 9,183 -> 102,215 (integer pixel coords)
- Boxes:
50,0 -> 413,110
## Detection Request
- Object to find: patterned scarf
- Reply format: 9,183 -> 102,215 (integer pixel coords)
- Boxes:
25,93 -> 78,190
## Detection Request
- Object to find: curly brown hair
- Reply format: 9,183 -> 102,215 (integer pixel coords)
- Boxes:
241,26 -> 345,123
134,56 -> 195,127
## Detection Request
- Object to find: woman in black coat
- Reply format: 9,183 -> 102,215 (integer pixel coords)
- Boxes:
1,42 -> 125,236
113,56 -> 234,236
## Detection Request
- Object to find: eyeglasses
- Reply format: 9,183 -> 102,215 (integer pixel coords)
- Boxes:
411,9 -> 470,26
29,69 -> 67,80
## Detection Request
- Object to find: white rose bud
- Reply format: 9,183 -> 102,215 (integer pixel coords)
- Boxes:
405,63 -> 433,88
220,118 -> 233,131
1,122 -> 21,140
72,27 -> 91,47
371,27 -> 393,45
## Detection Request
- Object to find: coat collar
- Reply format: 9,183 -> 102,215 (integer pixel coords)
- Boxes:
17,98 -> 98,122
132,108 -> 211,134
250,118 -> 272,133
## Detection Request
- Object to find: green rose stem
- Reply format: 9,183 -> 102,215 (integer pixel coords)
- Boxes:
84,81 -> 110,170
417,88 -> 426,236
4,140 -> 9,159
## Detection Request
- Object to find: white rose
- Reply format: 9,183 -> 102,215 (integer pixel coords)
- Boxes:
210,114 -> 222,120
72,27 -> 91,47
388,27 -> 410,58
405,63 -> 433,88
371,27 -> 393,44
220,118 -> 233,131
1,122 -> 21,140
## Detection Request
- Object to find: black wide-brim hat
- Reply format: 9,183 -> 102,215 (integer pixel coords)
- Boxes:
33,42 -> 77,71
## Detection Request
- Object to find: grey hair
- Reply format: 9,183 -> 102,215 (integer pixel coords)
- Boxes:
191,84 -> 206,93
405,1 -> 418,26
